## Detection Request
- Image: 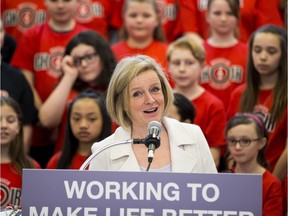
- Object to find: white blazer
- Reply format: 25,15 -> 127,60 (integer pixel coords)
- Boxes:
89,117 -> 217,173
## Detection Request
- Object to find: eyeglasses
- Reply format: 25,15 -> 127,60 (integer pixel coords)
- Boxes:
73,52 -> 98,67
226,138 -> 261,147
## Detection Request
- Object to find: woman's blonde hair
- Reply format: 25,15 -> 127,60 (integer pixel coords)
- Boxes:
106,55 -> 174,129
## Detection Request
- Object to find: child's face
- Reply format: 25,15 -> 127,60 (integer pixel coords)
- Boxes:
70,98 -> 103,145
71,44 -> 102,85
252,32 -> 282,76
227,123 -> 264,166
45,0 -> 78,24
0,105 -> 20,146
206,0 -> 237,36
168,47 -> 202,88
124,1 -> 159,41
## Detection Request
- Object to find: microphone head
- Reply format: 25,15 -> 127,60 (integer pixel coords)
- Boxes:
147,121 -> 162,137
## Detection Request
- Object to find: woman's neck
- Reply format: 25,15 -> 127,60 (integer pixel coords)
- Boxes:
207,33 -> 238,47
127,37 -> 153,49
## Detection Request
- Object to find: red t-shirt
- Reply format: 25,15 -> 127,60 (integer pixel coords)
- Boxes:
180,0 -> 284,42
1,0 -> 47,40
46,152 -> 88,170
231,169 -> 283,215
262,170 -> 283,215
201,41 -> 248,109
192,90 -> 226,148
74,0 -> 112,39
227,85 -> 287,171
11,22 -> 88,102
0,161 -> 41,208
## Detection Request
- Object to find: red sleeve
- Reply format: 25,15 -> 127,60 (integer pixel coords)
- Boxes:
262,171 -> 283,216
46,152 -> 61,169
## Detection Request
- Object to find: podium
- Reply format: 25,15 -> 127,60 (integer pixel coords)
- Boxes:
22,169 -> 262,215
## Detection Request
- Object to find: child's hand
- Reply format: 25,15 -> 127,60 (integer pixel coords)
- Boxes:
61,55 -> 79,79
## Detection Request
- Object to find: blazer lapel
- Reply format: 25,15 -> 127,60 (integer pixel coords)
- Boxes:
110,127 -> 141,171
163,117 -> 198,172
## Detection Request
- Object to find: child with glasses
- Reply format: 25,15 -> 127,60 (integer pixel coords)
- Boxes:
39,30 -> 117,154
225,112 -> 283,216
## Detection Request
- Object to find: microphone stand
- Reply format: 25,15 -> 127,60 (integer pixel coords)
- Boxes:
79,139 -> 144,170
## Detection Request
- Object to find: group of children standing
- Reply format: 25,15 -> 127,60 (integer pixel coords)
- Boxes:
1,0 -> 287,214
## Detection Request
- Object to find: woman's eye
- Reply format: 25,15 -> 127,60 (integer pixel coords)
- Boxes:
132,91 -> 142,97
151,86 -> 160,92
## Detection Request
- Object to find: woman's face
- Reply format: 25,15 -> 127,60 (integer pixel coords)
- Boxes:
0,104 -> 20,146
124,1 -> 159,41
252,32 -> 282,77
70,98 -> 103,145
71,44 -> 102,85
128,69 -> 165,130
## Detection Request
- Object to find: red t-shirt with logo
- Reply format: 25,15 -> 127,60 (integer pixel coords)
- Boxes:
201,41 -> 247,110
11,22 -> 87,102
1,0 -> 47,40
0,161 -> 41,208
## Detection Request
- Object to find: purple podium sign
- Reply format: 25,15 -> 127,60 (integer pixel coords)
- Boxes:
22,169 -> 262,215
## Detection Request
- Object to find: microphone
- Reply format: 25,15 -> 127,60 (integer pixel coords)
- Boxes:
144,121 -> 162,163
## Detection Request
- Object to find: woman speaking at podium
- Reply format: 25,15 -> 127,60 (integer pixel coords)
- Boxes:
88,55 -> 217,173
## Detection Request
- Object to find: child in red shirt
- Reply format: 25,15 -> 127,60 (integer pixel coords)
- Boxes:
226,113 -> 283,216
112,0 -> 169,75
181,0 -> 284,43
46,90 -> 112,169
167,35 -> 226,169
200,0 -> 248,110
0,96 -> 40,209
10,0 -> 88,168
227,25 -> 287,176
